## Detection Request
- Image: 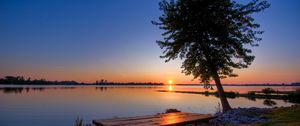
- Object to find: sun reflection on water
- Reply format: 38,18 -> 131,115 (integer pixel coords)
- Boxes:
168,85 -> 173,91
164,113 -> 177,124
167,79 -> 174,91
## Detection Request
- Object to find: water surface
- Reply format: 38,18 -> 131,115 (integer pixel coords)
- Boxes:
0,85 -> 298,126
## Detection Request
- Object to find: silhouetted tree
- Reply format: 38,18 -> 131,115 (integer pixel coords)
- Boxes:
153,0 -> 269,112
26,77 -> 31,83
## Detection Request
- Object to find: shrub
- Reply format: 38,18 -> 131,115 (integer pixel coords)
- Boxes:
165,108 -> 181,113
248,91 -> 256,95
296,88 -> 300,93
262,88 -> 275,95
214,91 -> 238,98
288,88 -> 300,103
204,91 -> 209,96
225,91 -> 237,98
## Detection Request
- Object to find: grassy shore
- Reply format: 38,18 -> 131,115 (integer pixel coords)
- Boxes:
157,90 -> 298,102
256,105 -> 300,126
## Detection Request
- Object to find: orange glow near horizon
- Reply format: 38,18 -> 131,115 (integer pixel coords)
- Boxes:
1,70 -> 299,84
0,62 -> 299,84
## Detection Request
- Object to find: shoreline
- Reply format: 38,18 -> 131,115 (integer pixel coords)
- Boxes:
1,83 -> 300,87
157,90 -> 300,103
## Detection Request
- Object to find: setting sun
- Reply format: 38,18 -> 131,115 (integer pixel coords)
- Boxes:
168,80 -> 173,85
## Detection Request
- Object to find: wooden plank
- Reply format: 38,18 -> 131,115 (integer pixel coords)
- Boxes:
93,112 -> 213,126
94,113 -> 189,126
160,113 -> 212,126
95,112 -> 212,126
93,113 -> 185,126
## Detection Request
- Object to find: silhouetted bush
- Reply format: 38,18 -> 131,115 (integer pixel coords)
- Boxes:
246,91 -> 257,101
204,91 -> 210,96
165,108 -> 181,113
288,88 -> 300,103
262,88 -> 275,95
225,91 -> 238,98
214,91 -> 238,98
248,91 -> 256,95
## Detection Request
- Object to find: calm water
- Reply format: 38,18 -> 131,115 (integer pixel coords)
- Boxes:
0,85 -> 298,126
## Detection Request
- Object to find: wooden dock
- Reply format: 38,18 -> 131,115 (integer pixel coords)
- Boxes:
92,112 -> 213,126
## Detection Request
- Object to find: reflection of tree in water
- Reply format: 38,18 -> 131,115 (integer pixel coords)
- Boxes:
263,99 -> 277,106
95,87 -> 108,91
26,87 -> 30,92
0,86 -> 161,94
0,87 -> 77,94
31,87 -> 46,91
0,88 -> 24,94
0,87 -> 46,94
246,96 -> 256,101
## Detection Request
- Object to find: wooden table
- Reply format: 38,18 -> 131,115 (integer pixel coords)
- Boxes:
92,112 -> 213,126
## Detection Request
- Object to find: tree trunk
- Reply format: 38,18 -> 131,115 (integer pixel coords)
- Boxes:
213,74 -> 232,112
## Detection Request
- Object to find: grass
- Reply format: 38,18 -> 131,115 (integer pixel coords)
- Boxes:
74,117 -> 84,126
257,105 -> 300,126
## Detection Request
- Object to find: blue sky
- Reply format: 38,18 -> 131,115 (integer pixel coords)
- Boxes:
0,0 -> 299,83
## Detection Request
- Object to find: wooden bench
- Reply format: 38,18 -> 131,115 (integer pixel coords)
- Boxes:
92,112 -> 213,126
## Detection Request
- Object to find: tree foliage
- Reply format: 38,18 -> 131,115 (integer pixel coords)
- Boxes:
152,0 -> 270,83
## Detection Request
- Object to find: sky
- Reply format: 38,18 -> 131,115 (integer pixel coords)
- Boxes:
0,0 -> 299,84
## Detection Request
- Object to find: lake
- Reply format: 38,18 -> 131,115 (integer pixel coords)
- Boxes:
0,85 -> 298,126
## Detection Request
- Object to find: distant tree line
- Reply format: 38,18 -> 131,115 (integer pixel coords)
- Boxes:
96,79 -> 108,84
0,76 -> 164,85
0,76 -> 79,85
